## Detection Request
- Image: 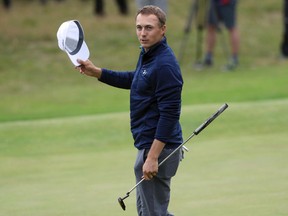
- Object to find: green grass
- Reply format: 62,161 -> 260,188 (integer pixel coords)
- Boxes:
0,0 -> 288,215
0,100 -> 287,216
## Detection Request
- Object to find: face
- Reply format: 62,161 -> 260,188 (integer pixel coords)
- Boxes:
136,14 -> 166,51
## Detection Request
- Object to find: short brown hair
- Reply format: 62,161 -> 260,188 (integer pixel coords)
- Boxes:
136,5 -> 166,27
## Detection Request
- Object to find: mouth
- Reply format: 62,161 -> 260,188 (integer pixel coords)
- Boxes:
140,39 -> 148,43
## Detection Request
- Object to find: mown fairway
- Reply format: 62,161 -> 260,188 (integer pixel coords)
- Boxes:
0,0 -> 287,215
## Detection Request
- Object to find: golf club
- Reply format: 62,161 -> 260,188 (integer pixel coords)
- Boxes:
118,103 -> 229,211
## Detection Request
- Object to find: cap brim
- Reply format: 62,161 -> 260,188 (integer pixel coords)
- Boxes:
66,41 -> 90,66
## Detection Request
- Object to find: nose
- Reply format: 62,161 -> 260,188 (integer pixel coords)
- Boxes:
139,27 -> 148,36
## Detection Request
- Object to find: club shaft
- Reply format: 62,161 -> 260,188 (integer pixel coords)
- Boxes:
127,178 -> 145,194
158,133 -> 195,167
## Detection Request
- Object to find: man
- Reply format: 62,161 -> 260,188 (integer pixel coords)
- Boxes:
281,0 -> 288,58
94,0 -> 128,16
202,0 -> 240,70
2,0 -> 11,9
77,6 -> 183,216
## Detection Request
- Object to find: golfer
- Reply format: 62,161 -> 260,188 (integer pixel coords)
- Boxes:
77,5 -> 183,216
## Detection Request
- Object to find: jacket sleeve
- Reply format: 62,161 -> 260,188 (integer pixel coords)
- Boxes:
99,68 -> 134,89
153,65 -> 183,143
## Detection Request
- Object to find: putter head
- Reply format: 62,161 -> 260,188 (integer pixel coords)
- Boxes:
118,197 -> 126,211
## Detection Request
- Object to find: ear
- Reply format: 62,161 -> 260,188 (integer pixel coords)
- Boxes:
161,25 -> 166,36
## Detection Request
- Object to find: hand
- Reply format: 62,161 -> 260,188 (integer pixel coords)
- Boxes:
142,139 -> 165,180
142,158 -> 158,180
75,59 -> 102,78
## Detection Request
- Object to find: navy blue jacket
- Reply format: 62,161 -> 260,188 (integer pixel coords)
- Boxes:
99,37 -> 183,150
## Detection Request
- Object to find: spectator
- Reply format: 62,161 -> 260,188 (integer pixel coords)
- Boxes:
281,0 -> 288,58
94,0 -> 128,16
3,0 -> 11,9
202,0 -> 239,70
40,0 -> 64,5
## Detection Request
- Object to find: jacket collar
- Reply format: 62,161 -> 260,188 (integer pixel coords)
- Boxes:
140,36 -> 167,57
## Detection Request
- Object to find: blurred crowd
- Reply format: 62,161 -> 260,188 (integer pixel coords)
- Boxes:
1,0 -> 168,17
2,0 -> 287,64
2,0 -> 66,9
1,0 -> 129,16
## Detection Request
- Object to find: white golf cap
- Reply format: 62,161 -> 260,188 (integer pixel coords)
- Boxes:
57,20 -> 90,66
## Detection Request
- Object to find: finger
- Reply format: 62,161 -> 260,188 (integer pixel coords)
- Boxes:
145,173 -> 156,180
77,59 -> 84,65
147,174 -> 153,180
142,174 -> 151,180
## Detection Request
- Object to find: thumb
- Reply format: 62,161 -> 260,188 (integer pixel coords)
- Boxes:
77,59 -> 84,65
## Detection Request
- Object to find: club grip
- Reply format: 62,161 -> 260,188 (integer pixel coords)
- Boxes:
194,103 -> 228,135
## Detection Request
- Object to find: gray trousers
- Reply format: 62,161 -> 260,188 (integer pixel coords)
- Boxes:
135,0 -> 167,13
134,148 -> 181,216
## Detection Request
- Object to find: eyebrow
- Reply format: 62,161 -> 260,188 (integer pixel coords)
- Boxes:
136,22 -> 160,29
136,24 -> 154,27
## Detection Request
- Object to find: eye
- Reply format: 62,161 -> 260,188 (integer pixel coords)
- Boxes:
136,26 -> 142,31
146,26 -> 153,31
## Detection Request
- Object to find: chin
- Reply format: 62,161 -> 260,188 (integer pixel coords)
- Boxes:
142,43 -> 151,47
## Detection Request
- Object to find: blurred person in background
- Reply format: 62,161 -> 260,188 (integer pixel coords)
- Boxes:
40,0 -> 64,5
281,0 -> 288,58
2,0 -> 11,9
3,0 -> 65,9
94,0 -> 128,16
135,0 -> 167,14
201,0 -> 239,70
